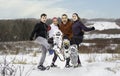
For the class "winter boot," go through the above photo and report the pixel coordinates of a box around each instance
[37,65,46,71]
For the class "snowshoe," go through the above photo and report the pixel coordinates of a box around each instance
[70,45,79,67]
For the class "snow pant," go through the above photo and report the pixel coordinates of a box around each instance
[52,50,58,63]
[34,36,50,65]
[39,45,47,65]
[62,36,71,65]
[49,43,58,64]
[71,36,83,64]
[66,57,70,65]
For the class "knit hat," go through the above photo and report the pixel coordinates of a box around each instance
[52,17,57,21]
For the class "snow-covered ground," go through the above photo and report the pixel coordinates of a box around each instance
[88,22,120,30]
[0,53,120,76]
[0,21,120,76]
[84,34,120,39]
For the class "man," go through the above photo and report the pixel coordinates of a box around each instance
[59,14,73,40]
[59,14,73,68]
[30,13,50,71]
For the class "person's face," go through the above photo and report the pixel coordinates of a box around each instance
[61,16,68,24]
[53,19,58,25]
[72,14,78,21]
[40,16,47,23]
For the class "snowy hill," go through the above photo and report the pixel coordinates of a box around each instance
[88,22,120,30]
[84,21,120,39]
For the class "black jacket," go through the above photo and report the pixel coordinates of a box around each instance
[30,21,48,40]
[71,20,95,45]
[72,20,94,37]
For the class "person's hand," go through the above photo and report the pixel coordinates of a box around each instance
[48,37,53,44]
[91,27,95,30]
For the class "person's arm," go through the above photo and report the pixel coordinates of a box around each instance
[80,22,95,31]
[47,25,51,32]
[30,23,39,40]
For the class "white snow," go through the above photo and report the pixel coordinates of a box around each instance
[84,21,120,39]
[89,22,120,31]
[84,34,120,39]
[0,53,120,76]
[80,43,96,46]
[26,47,41,51]
[1,21,120,76]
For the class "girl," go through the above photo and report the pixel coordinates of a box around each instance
[71,13,95,67]
[48,17,63,67]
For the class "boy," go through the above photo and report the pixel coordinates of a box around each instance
[30,13,50,71]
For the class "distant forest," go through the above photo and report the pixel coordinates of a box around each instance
[0,18,119,42]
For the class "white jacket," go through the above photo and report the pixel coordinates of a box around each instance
[48,23,62,38]
[48,23,63,50]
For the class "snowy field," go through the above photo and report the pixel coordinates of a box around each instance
[84,34,120,39]
[0,21,120,76]
[0,53,120,76]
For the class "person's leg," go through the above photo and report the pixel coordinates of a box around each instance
[38,45,47,70]
[52,51,58,63]
[76,44,81,65]
[39,45,47,65]
[77,55,81,64]
[65,57,71,68]
[51,51,58,67]
[76,38,83,66]
[63,37,71,68]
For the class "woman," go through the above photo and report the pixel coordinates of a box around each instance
[71,13,95,67]
[48,17,62,67]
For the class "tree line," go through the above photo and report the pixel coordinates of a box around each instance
[0,18,38,42]
[0,18,119,42]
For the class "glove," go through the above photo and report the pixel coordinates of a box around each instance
[48,37,53,44]
[91,27,95,30]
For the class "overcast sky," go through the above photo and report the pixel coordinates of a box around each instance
[0,0,120,19]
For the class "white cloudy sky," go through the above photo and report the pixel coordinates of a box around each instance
[0,0,120,19]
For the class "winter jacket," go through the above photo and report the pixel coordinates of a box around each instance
[59,20,73,40]
[72,20,94,37]
[71,20,95,45]
[30,21,48,40]
[48,23,61,38]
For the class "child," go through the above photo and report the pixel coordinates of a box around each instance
[48,17,63,67]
